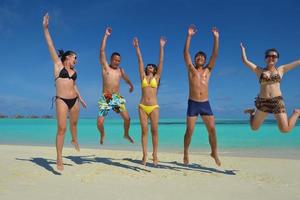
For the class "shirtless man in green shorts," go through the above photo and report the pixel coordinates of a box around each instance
[97,27,134,145]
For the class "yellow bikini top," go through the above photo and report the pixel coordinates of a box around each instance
[141,77,158,88]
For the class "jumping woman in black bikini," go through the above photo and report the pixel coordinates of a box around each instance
[241,43,300,133]
[43,13,87,171]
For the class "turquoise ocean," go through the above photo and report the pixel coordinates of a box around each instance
[0,118,299,159]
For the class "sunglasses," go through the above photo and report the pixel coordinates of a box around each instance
[265,54,278,59]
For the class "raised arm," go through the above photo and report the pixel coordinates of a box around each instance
[184,25,197,73]
[99,27,112,71]
[43,13,61,68]
[278,59,300,74]
[121,68,134,93]
[74,84,87,108]
[206,27,219,70]
[133,37,145,80]
[240,43,261,75]
[156,36,167,77]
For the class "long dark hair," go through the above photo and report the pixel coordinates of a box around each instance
[58,49,76,62]
[144,63,160,88]
[145,63,158,76]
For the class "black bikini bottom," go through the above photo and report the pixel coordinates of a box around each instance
[53,96,78,110]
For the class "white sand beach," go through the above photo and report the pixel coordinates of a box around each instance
[0,145,299,200]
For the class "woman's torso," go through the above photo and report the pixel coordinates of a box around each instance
[55,66,77,98]
[258,67,282,98]
[140,76,159,105]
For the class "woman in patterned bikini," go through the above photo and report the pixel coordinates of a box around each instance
[240,43,300,133]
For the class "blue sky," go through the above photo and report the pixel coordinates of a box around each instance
[0,0,300,119]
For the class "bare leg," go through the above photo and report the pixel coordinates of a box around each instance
[244,109,269,131]
[97,116,105,145]
[201,115,221,166]
[275,109,300,133]
[69,101,80,151]
[55,99,68,171]
[183,116,197,165]
[139,108,148,165]
[119,111,134,143]
[149,108,159,166]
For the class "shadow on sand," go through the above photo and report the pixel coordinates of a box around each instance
[64,155,151,173]
[15,157,72,175]
[124,158,238,175]
[15,156,237,176]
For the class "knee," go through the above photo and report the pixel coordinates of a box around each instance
[279,127,290,134]
[141,127,148,135]
[70,120,78,127]
[185,128,193,137]
[57,126,66,135]
[250,125,260,131]
[151,127,158,135]
[124,116,131,123]
[207,126,216,134]
[97,118,104,127]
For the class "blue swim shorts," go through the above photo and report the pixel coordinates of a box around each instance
[187,99,213,116]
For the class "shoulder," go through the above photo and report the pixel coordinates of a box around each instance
[119,66,124,72]
[187,63,197,73]
[203,65,212,73]
[255,65,264,75]
[54,64,63,73]
[118,67,125,75]
[276,65,284,76]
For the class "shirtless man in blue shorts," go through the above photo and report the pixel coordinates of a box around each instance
[183,24,221,166]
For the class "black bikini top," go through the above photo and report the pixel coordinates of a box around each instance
[259,68,281,84]
[55,67,77,81]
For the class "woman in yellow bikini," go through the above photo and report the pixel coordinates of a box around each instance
[241,43,300,133]
[133,37,166,166]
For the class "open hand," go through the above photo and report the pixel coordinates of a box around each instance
[105,27,112,36]
[188,24,197,36]
[80,99,87,108]
[129,85,134,93]
[212,27,219,38]
[133,37,139,48]
[240,42,245,50]
[43,13,49,29]
[160,36,167,47]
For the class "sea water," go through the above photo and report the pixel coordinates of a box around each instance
[1,118,299,158]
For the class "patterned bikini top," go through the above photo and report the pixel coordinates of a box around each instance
[259,68,281,85]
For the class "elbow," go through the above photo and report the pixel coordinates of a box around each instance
[183,51,188,59]
[214,52,219,58]
[241,58,247,65]
[183,46,188,54]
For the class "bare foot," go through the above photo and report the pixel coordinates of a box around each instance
[244,108,255,115]
[71,140,80,152]
[124,135,134,144]
[211,153,221,167]
[294,109,300,116]
[142,155,147,165]
[100,133,105,145]
[152,153,158,166]
[57,158,64,171]
[183,154,189,165]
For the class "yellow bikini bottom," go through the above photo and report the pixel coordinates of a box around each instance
[139,104,159,115]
